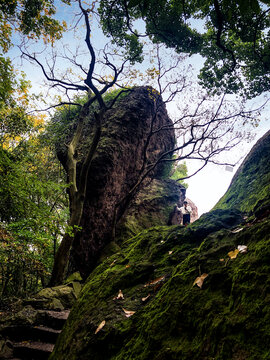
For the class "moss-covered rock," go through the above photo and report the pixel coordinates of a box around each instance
[215,129,270,214]
[50,131,270,360]
[116,179,186,242]
[22,276,83,311]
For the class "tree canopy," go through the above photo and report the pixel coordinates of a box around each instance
[99,0,270,97]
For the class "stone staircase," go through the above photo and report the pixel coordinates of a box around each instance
[0,309,70,359]
[0,273,82,359]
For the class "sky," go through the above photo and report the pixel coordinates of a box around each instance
[186,118,269,216]
[7,1,270,217]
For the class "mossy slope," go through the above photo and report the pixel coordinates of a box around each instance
[50,131,270,360]
[215,129,270,215]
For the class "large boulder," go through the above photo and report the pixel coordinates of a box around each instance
[57,87,175,278]
[22,273,83,311]
[50,130,270,360]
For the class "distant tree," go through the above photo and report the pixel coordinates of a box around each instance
[0,128,68,297]
[169,160,188,189]
[0,0,67,145]
[0,0,70,294]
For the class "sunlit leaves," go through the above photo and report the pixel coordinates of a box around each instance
[0,123,68,297]
[0,0,68,49]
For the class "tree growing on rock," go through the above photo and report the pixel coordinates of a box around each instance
[17,1,263,285]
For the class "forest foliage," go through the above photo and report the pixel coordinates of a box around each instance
[0,0,68,299]
[0,0,269,298]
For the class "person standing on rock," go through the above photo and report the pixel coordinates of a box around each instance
[180,200,192,226]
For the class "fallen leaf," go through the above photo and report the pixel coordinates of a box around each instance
[193,273,208,288]
[110,259,117,267]
[95,320,106,334]
[168,250,173,255]
[237,245,248,253]
[113,289,124,300]
[144,276,165,287]
[122,308,135,318]
[142,294,151,302]
[228,249,240,259]
[231,228,243,233]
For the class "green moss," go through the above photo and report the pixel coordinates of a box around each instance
[116,179,185,242]
[50,132,270,360]
[215,130,270,214]
[50,207,257,360]
[51,217,270,359]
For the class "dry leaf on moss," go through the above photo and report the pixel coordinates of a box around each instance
[144,276,165,287]
[232,228,243,233]
[113,289,124,300]
[123,308,135,318]
[237,245,248,253]
[228,249,240,259]
[193,273,208,288]
[110,259,117,267]
[142,294,151,302]
[95,320,106,334]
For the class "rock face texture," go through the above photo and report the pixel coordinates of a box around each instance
[51,130,270,360]
[116,179,186,241]
[57,87,175,278]
[186,197,198,223]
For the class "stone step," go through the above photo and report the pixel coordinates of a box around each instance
[2,325,61,343]
[0,309,70,359]
[13,341,54,360]
[36,310,70,330]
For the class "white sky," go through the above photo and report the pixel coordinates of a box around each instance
[186,119,269,216]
